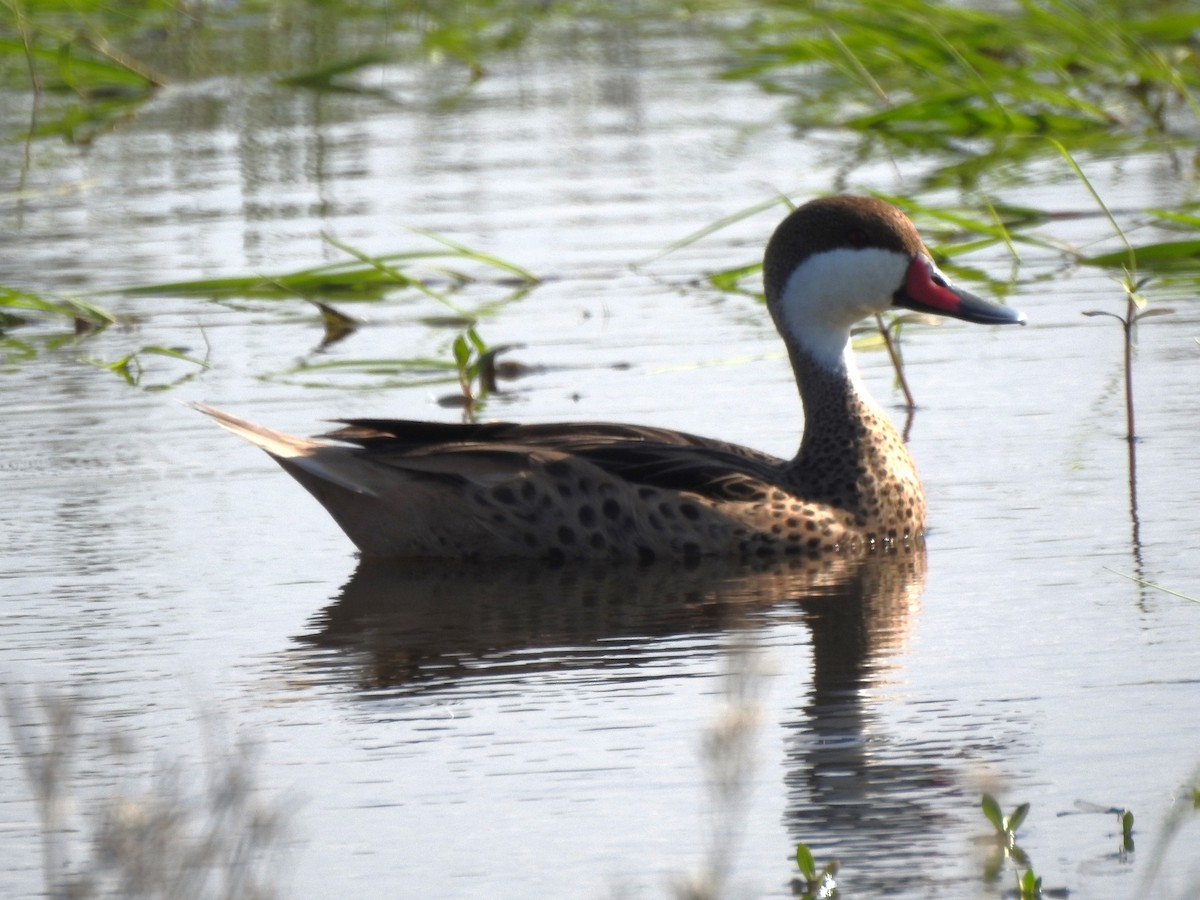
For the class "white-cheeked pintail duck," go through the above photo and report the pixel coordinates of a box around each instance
[197,195,1025,561]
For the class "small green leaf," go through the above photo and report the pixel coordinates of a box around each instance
[1007,802,1031,834]
[465,325,488,355]
[982,794,1004,833]
[452,335,471,370]
[795,842,816,880]
[1017,867,1041,897]
[708,262,762,293]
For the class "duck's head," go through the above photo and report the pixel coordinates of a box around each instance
[764,195,1025,370]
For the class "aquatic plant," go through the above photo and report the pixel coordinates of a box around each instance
[727,0,1200,144]
[85,343,209,391]
[1,284,116,331]
[124,231,537,305]
[1,0,165,146]
[792,842,839,899]
[119,233,538,398]
[981,795,1040,893]
[313,302,360,349]
[981,793,1030,860]
[448,326,522,415]
[1054,142,1175,449]
[0,283,210,388]
[980,795,1092,897]
[1015,867,1043,899]
[1,284,116,366]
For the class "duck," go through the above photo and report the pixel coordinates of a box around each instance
[196,195,1024,561]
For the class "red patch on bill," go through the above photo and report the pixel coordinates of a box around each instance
[904,256,960,313]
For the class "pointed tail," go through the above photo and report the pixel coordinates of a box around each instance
[190,402,322,459]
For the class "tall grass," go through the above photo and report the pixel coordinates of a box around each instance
[728,0,1200,142]
[5,687,291,900]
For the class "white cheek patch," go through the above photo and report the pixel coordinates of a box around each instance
[775,247,910,370]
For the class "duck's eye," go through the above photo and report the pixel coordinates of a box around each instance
[847,228,867,247]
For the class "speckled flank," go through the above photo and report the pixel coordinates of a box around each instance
[198,194,1020,560]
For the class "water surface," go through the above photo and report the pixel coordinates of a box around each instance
[2,11,1199,899]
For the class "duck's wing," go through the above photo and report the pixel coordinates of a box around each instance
[196,405,793,557]
[323,418,786,503]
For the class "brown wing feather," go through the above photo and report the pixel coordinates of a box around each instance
[322,419,787,502]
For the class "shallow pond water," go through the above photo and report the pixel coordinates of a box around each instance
[3,10,1199,899]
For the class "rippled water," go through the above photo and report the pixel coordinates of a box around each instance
[3,12,1199,900]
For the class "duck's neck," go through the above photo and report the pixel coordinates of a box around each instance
[784,343,925,538]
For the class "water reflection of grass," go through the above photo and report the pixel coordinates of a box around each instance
[5,687,291,900]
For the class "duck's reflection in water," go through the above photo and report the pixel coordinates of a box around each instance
[291,550,921,693]
[288,548,985,892]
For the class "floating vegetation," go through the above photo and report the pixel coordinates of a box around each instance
[123,253,476,303]
[124,231,538,304]
[3,227,539,394]
[0,282,208,389]
[979,794,1072,897]
[0,284,116,329]
[1081,217,1200,274]
[1,0,165,146]
[0,284,117,366]
[149,235,543,405]
[726,0,1200,143]
[981,793,1032,871]
[85,343,209,392]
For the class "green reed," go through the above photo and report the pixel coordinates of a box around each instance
[727,0,1200,142]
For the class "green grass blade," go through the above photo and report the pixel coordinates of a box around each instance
[1049,139,1135,273]
[641,193,794,265]
[277,53,392,90]
[981,793,1004,833]
[1081,240,1200,271]
[1105,568,1200,604]
[406,227,539,284]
